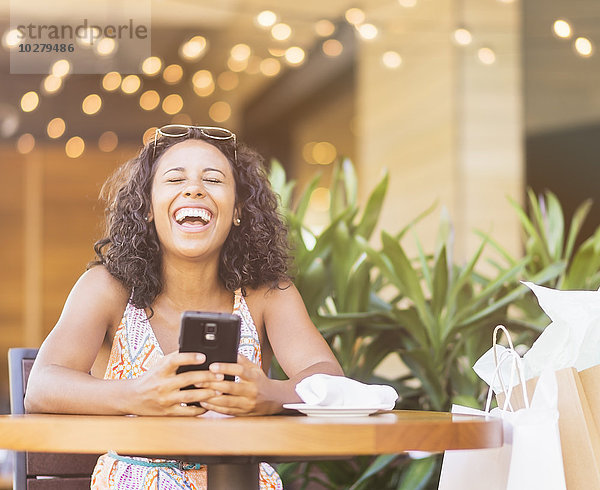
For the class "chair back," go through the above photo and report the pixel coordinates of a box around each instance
[8,348,101,490]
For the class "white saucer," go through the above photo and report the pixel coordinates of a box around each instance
[283,403,389,417]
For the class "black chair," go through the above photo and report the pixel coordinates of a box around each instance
[8,348,101,490]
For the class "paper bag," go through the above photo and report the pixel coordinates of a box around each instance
[440,345,566,490]
[501,370,565,490]
[498,366,600,489]
[438,404,512,490]
[579,364,600,437]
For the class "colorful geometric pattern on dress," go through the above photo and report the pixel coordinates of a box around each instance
[91,290,283,490]
[235,290,262,367]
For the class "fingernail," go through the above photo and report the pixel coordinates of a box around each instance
[215,374,224,381]
[195,353,205,362]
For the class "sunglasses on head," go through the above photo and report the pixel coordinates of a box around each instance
[152,124,237,163]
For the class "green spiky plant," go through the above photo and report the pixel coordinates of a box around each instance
[269,162,597,489]
[479,189,600,332]
[270,159,442,489]
[270,159,394,381]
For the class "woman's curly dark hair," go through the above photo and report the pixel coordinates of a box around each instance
[91,128,290,310]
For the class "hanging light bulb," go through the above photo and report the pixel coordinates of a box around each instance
[256,10,277,28]
[382,51,402,69]
[345,8,365,25]
[453,28,473,45]
[553,19,572,39]
[477,47,496,64]
[357,24,378,40]
[574,37,593,57]
[322,39,343,57]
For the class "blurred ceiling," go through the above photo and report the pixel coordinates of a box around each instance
[0,0,359,145]
[0,0,599,148]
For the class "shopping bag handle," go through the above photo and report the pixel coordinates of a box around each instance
[485,344,530,412]
[491,325,517,405]
[492,325,515,367]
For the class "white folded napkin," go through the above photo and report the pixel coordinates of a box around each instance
[295,374,398,409]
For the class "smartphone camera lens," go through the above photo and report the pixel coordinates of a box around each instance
[205,323,217,341]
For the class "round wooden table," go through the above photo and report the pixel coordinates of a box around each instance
[0,410,502,489]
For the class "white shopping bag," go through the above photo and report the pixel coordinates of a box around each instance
[438,404,512,489]
[439,326,566,490]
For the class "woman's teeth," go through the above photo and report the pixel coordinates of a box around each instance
[174,207,212,225]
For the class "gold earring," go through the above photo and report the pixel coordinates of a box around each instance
[234,217,241,226]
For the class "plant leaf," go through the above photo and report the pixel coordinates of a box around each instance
[356,170,389,240]
[431,244,449,317]
[457,261,565,327]
[342,157,358,208]
[564,198,593,263]
[390,307,430,347]
[544,191,565,260]
[508,194,551,265]
[564,230,600,289]
[412,229,432,297]
[396,456,436,490]
[381,231,435,342]
[527,188,550,255]
[395,201,438,241]
[474,229,517,266]
[268,159,295,209]
[401,348,445,410]
[454,257,529,325]
[332,220,362,307]
[435,206,453,261]
[349,454,401,490]
[294,172,322,224]
[345,253,373,313]
[446,237,487,323]
[296,208,353,271]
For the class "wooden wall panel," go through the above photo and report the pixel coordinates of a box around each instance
[0,144,136,411]
[0,148,26,411]
[42,147,123,338]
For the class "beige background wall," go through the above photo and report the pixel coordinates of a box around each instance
[357,0,522,260]
[0,146,133,399]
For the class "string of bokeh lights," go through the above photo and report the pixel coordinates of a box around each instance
[0,0,595,160]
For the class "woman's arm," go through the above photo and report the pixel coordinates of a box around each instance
[25,266,219,416]
[201,283,343,415]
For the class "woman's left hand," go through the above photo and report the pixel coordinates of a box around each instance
[200,355,280,416]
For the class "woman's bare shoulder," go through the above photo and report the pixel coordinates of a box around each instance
[243,281,298,311]
[79,265,128,296]
[66,265,130,324]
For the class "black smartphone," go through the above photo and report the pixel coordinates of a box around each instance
[176,311,241,387]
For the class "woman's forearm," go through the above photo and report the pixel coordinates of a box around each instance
[25,365,135,415]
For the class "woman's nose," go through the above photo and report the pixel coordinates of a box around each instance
[184,190,203,197]
[183,182,205,197]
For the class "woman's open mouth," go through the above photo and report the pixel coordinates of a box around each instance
[173,207,213,230]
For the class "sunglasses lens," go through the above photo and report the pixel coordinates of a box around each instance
[153,125,236,162]
[158,125,190,137]
[201,128,233,139]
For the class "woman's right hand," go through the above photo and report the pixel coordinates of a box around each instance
[130,352,224,416]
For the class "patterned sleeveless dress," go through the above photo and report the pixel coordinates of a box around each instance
[90,290,283,490]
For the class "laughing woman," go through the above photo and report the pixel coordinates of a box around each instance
[25,125,343,489]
